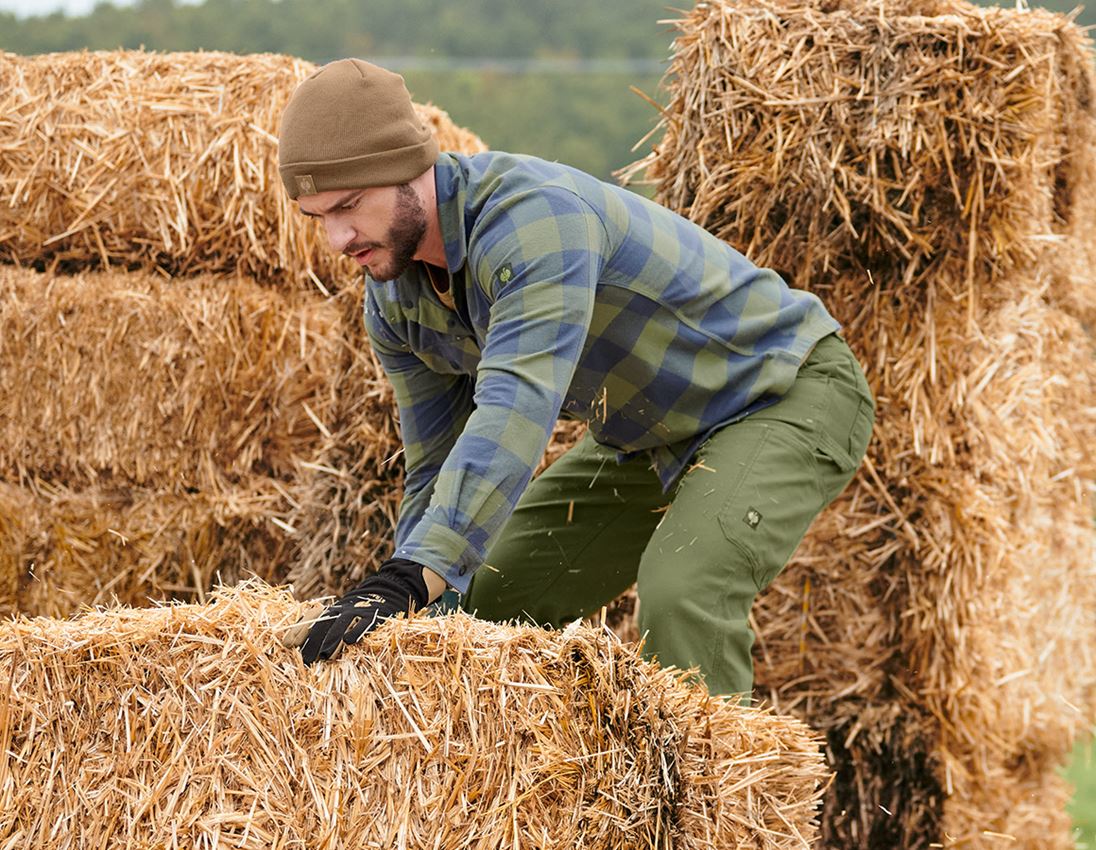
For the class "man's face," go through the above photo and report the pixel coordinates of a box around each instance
[298,183,427,281]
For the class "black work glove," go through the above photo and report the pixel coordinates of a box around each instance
[289,558,430,665]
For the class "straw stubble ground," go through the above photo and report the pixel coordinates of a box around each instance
[0,584,829,849]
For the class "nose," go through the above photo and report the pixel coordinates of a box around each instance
[323,217,356,254]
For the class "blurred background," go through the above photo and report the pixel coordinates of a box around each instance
[2,0,1091,182]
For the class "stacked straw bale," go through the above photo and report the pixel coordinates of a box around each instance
[0,263,338,614]
[0,477,290,618]
[0,264,419,616]
[625,0,1096,846]
[0,266,344,489]
[0,50,487,289]
[0,583,828,849]
[0,50,493,616]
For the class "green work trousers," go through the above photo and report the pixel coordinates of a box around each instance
[459,333,874,699]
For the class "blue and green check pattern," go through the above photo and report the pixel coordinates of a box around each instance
[364,152,839,592]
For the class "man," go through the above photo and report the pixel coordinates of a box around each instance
[278,58,874,700]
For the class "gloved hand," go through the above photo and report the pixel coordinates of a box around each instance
[282,557,430,665]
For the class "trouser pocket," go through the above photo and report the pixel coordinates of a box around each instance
[708,421,824,593]
[710,335,874,591]
[804,336,875,500]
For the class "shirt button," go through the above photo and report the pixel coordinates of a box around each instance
[458,566,467,576]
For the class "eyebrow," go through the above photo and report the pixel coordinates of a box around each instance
[299,190,362,217]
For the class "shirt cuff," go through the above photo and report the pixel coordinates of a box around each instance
[394,521,481,594]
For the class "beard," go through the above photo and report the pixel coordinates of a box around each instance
[347,183,428,282]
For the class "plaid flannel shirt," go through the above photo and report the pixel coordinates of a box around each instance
[364,152,839,592]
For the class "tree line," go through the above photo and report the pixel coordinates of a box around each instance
[1,0,1089,181]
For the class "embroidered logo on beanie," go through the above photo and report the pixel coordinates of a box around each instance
[295,175,317,196]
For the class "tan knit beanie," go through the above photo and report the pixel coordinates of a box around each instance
[278,59,439,199]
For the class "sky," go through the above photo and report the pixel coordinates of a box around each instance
[0,0,204,16]
[0,0,133,15]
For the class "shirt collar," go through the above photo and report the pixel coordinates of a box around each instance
[433,153,468,274]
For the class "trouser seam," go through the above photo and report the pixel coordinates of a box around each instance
[708,532,760,699]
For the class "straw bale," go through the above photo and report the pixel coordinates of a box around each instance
[0,483,29,612]
[943,768,1076,850]
[625,1,1096,842]
[625,0,1094,294]
[0,265,344,491]
[278,288,405,598]
[750,473,947,845]
[0,583,828,849]
[0,265,387,616]
[0,50,487,287]
[900,293,1095,745]
[746,273,1096,845]
[816,701,944,848]
[0,477,293,618]
[0,265,584,610]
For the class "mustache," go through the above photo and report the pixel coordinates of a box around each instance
[343,240,381,257]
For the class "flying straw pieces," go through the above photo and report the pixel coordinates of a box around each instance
[0,583,828,849]
[0,50,487,288]
[626,0,1096,846]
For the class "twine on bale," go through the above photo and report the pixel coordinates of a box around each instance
[0,583,828,849]
[0,50,487,289]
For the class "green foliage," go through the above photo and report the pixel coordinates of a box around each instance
[0,0,677,59]
[404,71,664,180]
[0,0,1089,176]
[0,0,1089,57]
[1065,735,1096,848]
[0,0,674,178]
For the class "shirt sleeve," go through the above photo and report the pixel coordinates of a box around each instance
[394,188,606,592]
[363,286,475,550]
